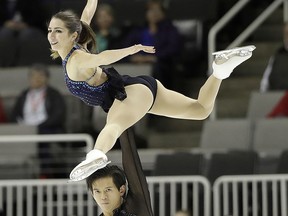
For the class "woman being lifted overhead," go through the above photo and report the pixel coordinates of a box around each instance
[47,0,255,181]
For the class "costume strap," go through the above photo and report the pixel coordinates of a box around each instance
[62,44,80,67]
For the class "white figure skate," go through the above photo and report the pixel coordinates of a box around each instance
[212,45,256,79]
[69,149,111,182]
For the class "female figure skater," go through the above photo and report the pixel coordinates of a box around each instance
[47,0,255,181]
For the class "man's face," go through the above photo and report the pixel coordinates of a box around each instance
[92,177,125,214]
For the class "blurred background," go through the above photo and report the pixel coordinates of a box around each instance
[1,0,288,215]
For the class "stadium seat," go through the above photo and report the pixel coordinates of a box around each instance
[152,152,204,176]
[247,91,285,122]
[199,119,253,151]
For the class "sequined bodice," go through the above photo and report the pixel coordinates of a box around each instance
[62,45,110,107]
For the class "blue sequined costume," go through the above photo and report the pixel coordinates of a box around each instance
[62,45,157,112]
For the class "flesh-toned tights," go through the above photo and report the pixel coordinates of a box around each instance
[95,75,221,153]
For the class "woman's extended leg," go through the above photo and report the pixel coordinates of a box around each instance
[149,75,221,119]
[149,48,254,119]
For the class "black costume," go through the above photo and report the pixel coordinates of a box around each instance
[62,45,157,112]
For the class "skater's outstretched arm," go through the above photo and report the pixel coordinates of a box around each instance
[72,44,155,69]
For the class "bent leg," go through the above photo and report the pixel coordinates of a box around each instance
[95,84,153,153]
[149,76,221,120]
[149,47,254,120]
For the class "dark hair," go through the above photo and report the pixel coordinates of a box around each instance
[86,165,127,195]
[29,63,50,78]
[50,10,97,59]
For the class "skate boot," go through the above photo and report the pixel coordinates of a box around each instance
[212,45,256,79]
[69,149,111,181]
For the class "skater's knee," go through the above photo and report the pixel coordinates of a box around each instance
[196,105,213,120]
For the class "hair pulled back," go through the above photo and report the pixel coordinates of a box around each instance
[50,10,97,59]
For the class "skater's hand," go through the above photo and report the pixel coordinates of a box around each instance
[130,44,156,55]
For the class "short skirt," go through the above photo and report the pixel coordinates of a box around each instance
[101,67,158,112]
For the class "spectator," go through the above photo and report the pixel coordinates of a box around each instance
[92,3,123,53]
[0,0,49,33]
[11,64,66,133]
[260,22,288,92]
[0,0,50,66]
[11,63,66,178]
[267,91,288,118]
[123,0,182,89]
